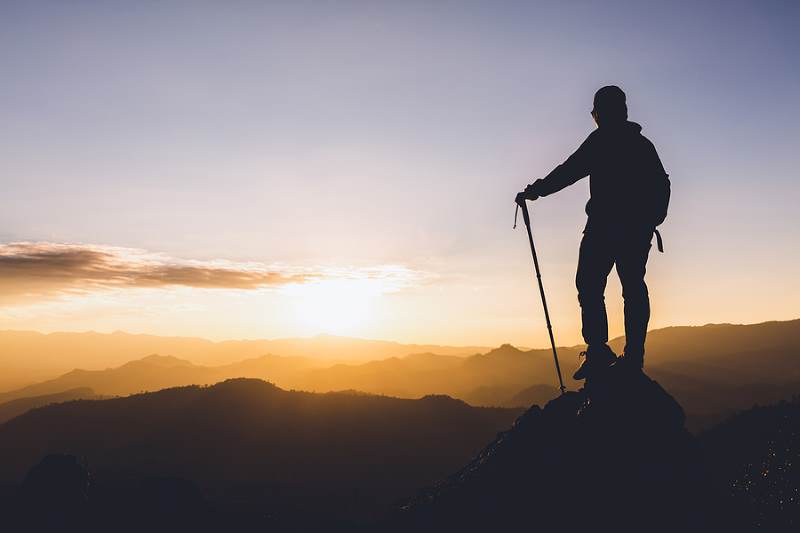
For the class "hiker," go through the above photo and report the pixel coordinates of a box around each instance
[516,86,670,380]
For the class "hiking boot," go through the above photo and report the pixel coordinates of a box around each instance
[616,353,644,372]
[573,344,617,380]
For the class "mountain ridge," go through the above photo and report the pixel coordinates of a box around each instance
[0,319,797,431]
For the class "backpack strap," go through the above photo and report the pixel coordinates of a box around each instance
[654,229,664,253]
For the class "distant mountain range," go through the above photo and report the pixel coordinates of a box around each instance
[0,344,574,411]
[0,330,492,390]
[0,353,314,405]
[637,319,800,428]
[0,319,797,431]
[0,388,101,424]
[296,344,572,403]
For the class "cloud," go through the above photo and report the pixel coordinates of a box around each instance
[0,242,425,303]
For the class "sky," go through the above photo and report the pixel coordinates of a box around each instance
[1,1,798,347]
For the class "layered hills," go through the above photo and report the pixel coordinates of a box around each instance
[0,379,520,527]
[0,319,798,432]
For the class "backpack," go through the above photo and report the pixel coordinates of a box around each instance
[652,171,671,228]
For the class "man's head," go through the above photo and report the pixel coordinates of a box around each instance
[591,85,627,126]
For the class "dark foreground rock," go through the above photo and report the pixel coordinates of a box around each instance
[389,364,711,533]
[702,396,800,533]
[7,454,217,533]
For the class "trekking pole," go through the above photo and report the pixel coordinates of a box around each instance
[515,199,567,395]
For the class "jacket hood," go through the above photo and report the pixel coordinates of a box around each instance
[600,120,642,135]
[626,121,643,133]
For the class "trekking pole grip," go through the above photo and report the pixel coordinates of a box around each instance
[514,198,531,229]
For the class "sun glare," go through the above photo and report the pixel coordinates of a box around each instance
[284,278,383,335]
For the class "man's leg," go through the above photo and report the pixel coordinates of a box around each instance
[576,232,615,349]
[615,233,653,366]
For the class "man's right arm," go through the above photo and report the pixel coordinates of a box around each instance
[525,133,595,198]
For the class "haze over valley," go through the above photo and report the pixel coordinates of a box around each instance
[2,319,798,431]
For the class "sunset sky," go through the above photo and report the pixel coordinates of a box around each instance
[1,1,798,347]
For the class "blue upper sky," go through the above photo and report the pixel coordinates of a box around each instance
[0,1,797,345]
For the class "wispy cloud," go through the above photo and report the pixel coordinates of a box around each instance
[0,242,427,303]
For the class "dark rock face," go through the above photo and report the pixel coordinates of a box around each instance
[391,365,710,533]
[702,397,800,533]
[8,455,216,533]
[20,454,90,500]
[16,454,91,531]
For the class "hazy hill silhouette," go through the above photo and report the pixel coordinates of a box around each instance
[619,320,800,369]
[1,320,798,432]
[0,345,575,418]
[296,344,576,404]
[0,353,313,404]
[295,321,800,426]
[499,383,560,407]
[3,319,794,391]
[635,320,800,428]
[647,369,800,431]
[0,344,573,425]
[0,330,491,391]
[0,387,100,424]
[0,379,520,526]
[297,351,465,397]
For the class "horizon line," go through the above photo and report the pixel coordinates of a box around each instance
[1,317,798,351]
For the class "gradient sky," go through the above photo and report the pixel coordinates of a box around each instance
[1,1,798,347]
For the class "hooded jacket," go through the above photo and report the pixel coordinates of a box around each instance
[529,121,670,233]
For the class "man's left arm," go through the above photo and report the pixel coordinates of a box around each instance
[522,133,595,200]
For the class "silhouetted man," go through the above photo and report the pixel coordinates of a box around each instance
[516,86,670,380]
